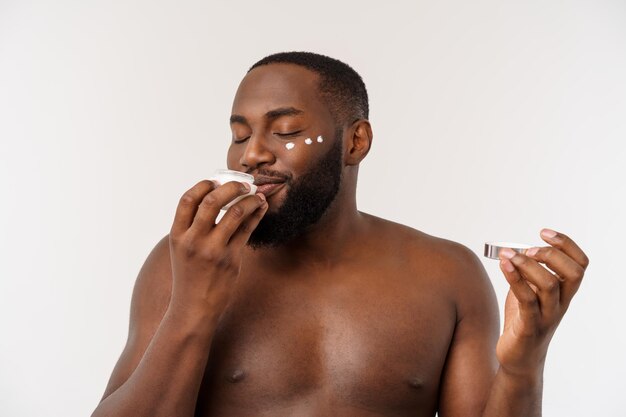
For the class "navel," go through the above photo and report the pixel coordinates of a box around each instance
[226,369,246,383]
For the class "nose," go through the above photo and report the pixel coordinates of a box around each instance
[239,133,275,170]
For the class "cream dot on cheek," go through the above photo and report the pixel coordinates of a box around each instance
[317,135,324,143]
[304,138,312,145]
[285,142,295,150]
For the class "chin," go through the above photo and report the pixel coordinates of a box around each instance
[266,188,287,210]
[266,204,279,214]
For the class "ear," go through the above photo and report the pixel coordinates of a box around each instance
[345,119,373,166]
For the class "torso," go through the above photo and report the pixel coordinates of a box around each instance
[194,214,460,417]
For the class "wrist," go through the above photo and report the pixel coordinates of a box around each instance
[498,361,545,383]
[168,288,228,318]
[165,301,222,335]
[483,364,545,417]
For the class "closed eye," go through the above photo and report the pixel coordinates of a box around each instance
[275,130,303,138]
[233,136,250,144]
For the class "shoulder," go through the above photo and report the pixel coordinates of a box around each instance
[362,212,498,319]
[362,212,484,274]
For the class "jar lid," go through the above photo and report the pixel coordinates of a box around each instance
[484,242,532,260]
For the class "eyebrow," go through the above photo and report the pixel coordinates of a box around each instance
[230,107,305,125]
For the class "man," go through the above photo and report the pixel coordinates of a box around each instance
[92,52,589,417]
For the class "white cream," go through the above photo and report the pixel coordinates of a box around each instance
[285,142,295,150]
[317,135,324,143]
[304,138,313,145]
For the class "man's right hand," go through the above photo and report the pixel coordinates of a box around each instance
[167,179,268,318]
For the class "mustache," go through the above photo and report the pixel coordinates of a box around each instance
[249,168,292,182]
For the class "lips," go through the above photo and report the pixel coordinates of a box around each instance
[255,181,285,197]
[253,175,287,198]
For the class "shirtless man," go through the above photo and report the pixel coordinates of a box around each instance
[91,52,589,417]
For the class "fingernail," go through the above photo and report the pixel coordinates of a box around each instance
[541,228,557,239]
[241,182,251,191]
[501,260,515,272]
[257,193,266,201]
[500,248,516,260]
[526,247,539,257]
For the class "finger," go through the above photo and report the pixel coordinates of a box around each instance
[504,250,561,318]
[499,258,541,323]
[189,181,253,235]
[171,180,218,236]
[540,229,590,270]
[228,197,269,247]
[212,193,267,245]
[526,246,585,308]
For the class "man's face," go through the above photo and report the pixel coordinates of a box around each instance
[227,63,344,248]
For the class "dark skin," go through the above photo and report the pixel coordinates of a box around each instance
[92,64,589,417]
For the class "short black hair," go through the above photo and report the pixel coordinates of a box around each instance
[248,51,369,125]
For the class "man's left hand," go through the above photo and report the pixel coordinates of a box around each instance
[495,228,590,377]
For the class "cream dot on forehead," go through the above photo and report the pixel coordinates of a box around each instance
[285,142,295,150]
[317,135,324,143]
[304,138,312,145]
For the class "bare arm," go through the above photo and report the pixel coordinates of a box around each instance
[437,267,544,417]
[91,180,268,417]
[91,235,220,417]
[436,245,500,417]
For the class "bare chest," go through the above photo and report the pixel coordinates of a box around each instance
[195,266,456,416]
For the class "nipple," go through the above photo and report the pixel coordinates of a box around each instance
[407,376,424,389]
[227,369,246,383]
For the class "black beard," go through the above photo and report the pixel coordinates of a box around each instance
[247,130,343,249]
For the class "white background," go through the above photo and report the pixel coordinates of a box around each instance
[1,1,625,416]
